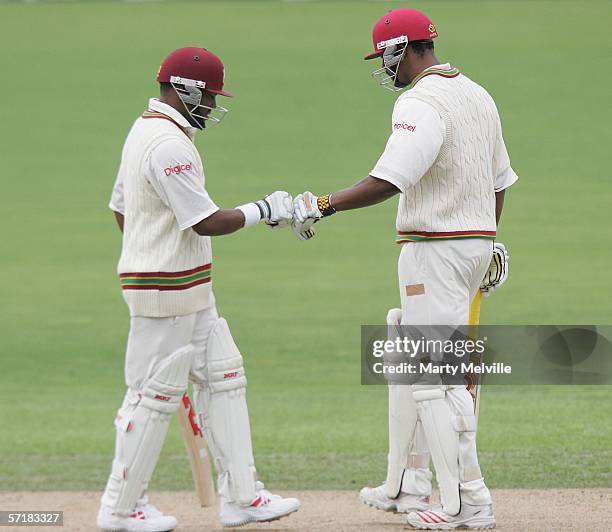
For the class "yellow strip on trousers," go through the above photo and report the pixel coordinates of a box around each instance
[469,290,482,327]
[467,291,483,418]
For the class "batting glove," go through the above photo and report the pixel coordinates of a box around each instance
[480,242,509,297]
[256,191,294,228]
[293,191,323,224]
[386,308,402,326]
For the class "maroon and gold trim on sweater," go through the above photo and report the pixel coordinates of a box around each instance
[120,263,212,291]
[408,66,460,90]
[396,230,496,244]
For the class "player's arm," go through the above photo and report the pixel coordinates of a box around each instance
[483,119,518,295]
[109,162,125,233]
[191,192,293,236]
[113,211,124,232]
[493,116,518,227]
[191,209,246,236]
[495,190,505,225]
[326,175,400,211]
[293,99,443,233]
[291,177,399,236]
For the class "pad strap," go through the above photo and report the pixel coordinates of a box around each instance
[408,452,430,469]
[209,355,247,393]
[140,345,194,413]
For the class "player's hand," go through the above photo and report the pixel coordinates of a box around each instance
[292,218,316,241]
[293,191,323,224]
[480,242,509,297]
[257,191,294,228]
[386,308,402,326]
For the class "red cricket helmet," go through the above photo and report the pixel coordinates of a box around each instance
[157,47,232,97]
[364,9,438,60]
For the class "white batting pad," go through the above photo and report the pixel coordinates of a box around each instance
[412,385,461,516]
[102,345,193,515]
[384,385,418,499]
[193,318,256,506]
[446,385,487,495]
[384,309,421,499]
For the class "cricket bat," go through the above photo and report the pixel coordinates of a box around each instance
[467,291,483,419]
[177,393,216,507]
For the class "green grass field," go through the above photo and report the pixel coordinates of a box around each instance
[1,0,611,492]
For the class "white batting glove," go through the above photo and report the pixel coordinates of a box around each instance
[386,308,402,326]
[257,191,294,228]
[293,191,323,224]
[292,192,320,241]
[292,191,336,241]
[480,242,509,297]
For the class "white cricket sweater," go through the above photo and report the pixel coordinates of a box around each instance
[371,65,518,243]
[110,100,218,317]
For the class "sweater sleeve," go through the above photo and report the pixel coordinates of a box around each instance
[147,138,219,230]
[370,98,444,192]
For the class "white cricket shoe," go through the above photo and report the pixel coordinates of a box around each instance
[407,503,495,529]
[219,482,300,528]
[360,484,429,513]
[97,500,177,532]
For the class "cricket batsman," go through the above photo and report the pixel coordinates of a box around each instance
[97,47,300,531]
[292,9,516,529]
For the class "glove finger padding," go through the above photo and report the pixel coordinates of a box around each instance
[292,194,309,224]
[292,218,316,240]
[303,191,323,219]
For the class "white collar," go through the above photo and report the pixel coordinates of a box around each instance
[147,98,198,139]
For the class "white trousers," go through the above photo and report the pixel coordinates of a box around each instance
[124,299,220,391]
[395,239,492,504]
[398,239,491,326]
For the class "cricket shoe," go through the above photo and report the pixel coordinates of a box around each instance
[219,483,300,528]
[407,504,495,529]
[134,496,172,521]
[97,501,177,532]
[360,484,429,513]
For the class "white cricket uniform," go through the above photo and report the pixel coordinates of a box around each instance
[102,99,258,512]
[370,64,518,505]
[108,98,223,387]
[110,98,219,318]
[371,63,518,325]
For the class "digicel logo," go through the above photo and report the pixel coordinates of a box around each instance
[394,123,417,132]
[164,163,192,176]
